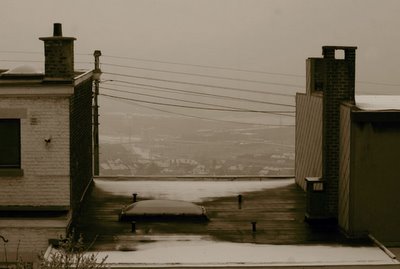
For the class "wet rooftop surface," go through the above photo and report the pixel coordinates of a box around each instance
[71,178,400,267]
[76,178,370,250]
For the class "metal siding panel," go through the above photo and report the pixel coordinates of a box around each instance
[295,94,323,191]
[339,105,351,231]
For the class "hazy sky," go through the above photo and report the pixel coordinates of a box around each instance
[1,0,400,123]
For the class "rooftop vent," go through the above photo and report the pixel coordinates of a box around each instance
[119,199,208,222]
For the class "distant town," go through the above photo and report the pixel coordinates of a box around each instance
[99,113,295,176]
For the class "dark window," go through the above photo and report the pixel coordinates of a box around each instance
[0,119,21,168]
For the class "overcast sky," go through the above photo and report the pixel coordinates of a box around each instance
[1,0,400,123]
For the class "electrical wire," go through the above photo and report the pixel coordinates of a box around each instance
[101,62,303,88]
[0,53,294,128]
[3,51,400,87]
[0,51,93,57]
[0,59,93,65]
[0,59,41,63]
[101,86,295,115]
[100,93,295,117]
[102,80,296,108]
[357,80,400,87]
[101,54,305,78]
[102,95,295,127]
[0,51,303,78]
[0,51,42,55]
[3,51,400,88]
[103,72,299,96]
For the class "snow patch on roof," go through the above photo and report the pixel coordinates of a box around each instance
[356,95,400,111]
[83,238,398,266]
[95,179,294,202]
[3,65,42,75]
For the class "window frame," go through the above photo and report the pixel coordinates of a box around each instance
[0,118,23,176]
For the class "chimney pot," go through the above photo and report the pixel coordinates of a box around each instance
[53,23,62,37]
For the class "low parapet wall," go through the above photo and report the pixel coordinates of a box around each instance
[0,219,67,262]
[94,175,295,181]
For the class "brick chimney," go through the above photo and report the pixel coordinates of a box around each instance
[39,23,76,82]
[309,46,357,217]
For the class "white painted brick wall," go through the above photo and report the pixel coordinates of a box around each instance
[0,96,70,206]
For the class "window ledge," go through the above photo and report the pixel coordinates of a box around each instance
[0,168,24,177]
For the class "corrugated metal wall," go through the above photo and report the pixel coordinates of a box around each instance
[338,104,352,232]
[295,93,323,190]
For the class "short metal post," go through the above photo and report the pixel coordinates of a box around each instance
[251,221,257,232]
[238,194,243,209]
[132,193,138,203]
[131,221,136,233]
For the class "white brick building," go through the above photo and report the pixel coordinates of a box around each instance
[0,24,94,261]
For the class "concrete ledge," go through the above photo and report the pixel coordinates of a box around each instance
[0,85,74,96]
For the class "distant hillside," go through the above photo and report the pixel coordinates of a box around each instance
[99,113,294,176]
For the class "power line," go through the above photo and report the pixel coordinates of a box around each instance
[103,95,295,127]
[357,80,400,87]
[101,86,295,115]
[0,51,303,78]
[0,51,92,57]
[101,62,303,88]
[102,62,400,88]
[104,72,300,96]
[102,80,296,108]
[100,93,295,117]
[0,59,92,65]
[0,51,42,55]
[102,86,249,111]
[0,59,41,63]
[105,81,289,107]
[3,51,400,88]
[101,54,305,78]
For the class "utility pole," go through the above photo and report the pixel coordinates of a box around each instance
[93,50,102,176]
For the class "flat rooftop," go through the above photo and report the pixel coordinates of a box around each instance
[0,66,88,85]
[74,178,399,267]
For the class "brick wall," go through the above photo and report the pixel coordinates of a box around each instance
[69,79,93,218]
[0,96,71,207]
[321,46,356,216]
[42,39,75,80]
[40,24,76,82]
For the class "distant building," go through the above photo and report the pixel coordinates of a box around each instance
[192,164,208,175]
[0,24,94,259]
[171,158,199,166]
[296,46,400,245]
